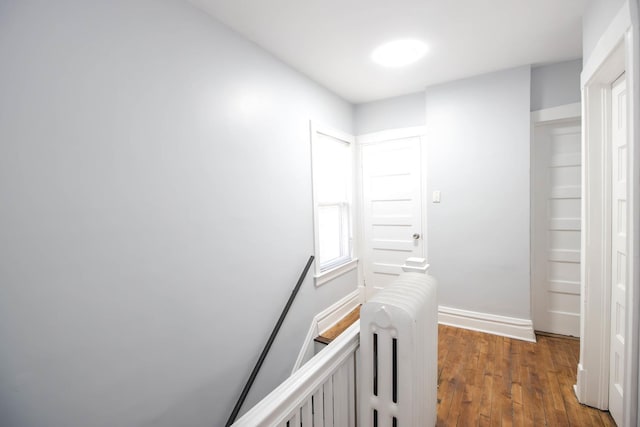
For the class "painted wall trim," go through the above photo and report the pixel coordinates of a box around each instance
[531,102,581,124]
[356,126,426,145]
[582,2,632,87]
[438,306,537,343]
[314,259,358,287]
[311,121,356,145]
[291,289,361,373]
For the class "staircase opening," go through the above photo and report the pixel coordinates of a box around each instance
[314,305,361,348]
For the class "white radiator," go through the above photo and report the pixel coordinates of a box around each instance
[359,268,438,426]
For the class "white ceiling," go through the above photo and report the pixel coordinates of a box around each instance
[189,0,587,104]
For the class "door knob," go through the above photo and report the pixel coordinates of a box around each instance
[413,233,421,240]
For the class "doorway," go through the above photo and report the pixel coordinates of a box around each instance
[358,128,426,300]
[531,107,582,337]
[577,13,638,425]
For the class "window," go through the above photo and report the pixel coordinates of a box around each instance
[311,124,355,281]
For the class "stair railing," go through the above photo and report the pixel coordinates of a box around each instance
[229,257,438,427]
[225,255,315,427]
[231,321,360,426]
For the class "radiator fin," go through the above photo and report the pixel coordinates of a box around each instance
[359,271,438,426]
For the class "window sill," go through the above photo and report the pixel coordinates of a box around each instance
[314,259,358,287]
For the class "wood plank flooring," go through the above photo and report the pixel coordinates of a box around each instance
[437,325,616,426]
[314,306,361,345]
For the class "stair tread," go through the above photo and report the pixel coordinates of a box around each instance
[314,305,361,345]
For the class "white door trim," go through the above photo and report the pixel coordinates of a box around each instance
[577,3,639,426]
[438,305,536,343]
[531,102,581,124]
[356,126,427,145]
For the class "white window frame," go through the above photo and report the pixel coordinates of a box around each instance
[310,121,357,286]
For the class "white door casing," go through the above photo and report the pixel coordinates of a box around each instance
[577,4,638,425]
[532,112,582,337]
[609,73,627,425]
[359,129,425,300]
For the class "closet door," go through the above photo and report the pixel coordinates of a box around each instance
[532,117,581,336]
[608,73,627,426]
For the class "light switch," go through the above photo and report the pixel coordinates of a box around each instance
[432,191,441,203]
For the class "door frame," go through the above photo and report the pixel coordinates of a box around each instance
[576,2,639,426]
[355,126,427,300]
[530,102,582,336]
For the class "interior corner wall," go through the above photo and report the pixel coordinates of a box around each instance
[530,59,582,111]
[354,91,426,135]
[0,1,355,427]
[425,66,532,320]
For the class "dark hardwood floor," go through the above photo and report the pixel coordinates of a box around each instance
[437,325,616,426]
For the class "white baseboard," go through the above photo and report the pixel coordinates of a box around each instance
[294,299,535,373]
[291,289,361,373]
[438,305,536,343]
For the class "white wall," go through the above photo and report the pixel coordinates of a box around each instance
[354,92,425,135]
[425,66,532,319]
[530,59,582,111]
[583,0,626,60]
[0,1,355,427]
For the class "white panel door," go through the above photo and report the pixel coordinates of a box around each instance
[532,118,582,336]
[609,74,627,425]
[361,137,423,299]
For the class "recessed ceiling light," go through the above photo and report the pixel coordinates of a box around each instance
[371,39,428,68]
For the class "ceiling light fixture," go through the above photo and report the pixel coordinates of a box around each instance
[371,39,428,68]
